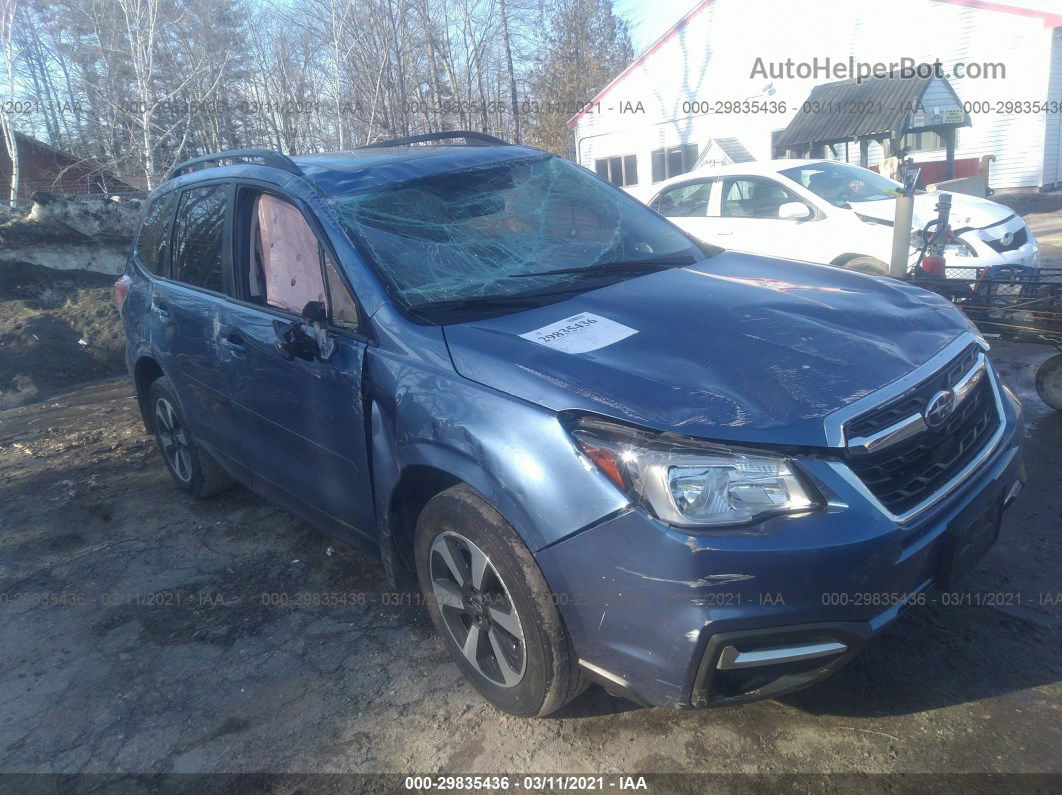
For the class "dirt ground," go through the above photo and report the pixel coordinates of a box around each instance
[0,261,125,410]
[0,341,1058,787]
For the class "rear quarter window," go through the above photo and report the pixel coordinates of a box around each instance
[135,192,177,275]
[172,184,229,292]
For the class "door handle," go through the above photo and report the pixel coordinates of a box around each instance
[153,299,170,316]
[219,326,246,358]
[222,329,247,356]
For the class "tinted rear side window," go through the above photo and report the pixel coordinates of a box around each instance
[172,184,229,291]
[135,192,176,275]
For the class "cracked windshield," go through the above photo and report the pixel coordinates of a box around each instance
[331,155,704,316]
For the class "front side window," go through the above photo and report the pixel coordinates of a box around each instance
[651,180,713,217]
[324,251,359,332]
[250,194,326,314]
[136,191,177,275]
[720,177,805,218]
[778,162,902,206]
[331,154,705,320]
[244,192,360,331]
[172,184,228,291]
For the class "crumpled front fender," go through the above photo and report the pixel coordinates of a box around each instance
[367,310,629,560]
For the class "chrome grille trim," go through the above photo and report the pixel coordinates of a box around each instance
[822,333,987,448]
[952,353,987,406]
[847,412,927,456]
[846,352,988,457]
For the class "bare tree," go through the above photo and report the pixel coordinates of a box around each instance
[1,0,19,207]
[5,0,633,187]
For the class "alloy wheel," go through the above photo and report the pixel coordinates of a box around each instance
[429,531,527,688]
[155,397,192,483]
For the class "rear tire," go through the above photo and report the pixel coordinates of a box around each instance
[1034,353,1062,411]
[148,376,233,498]
[415,484,587,717]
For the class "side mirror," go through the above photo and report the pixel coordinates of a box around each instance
[301,300,336,360]
[273,301,336,362]
[275,319,320,362]
[778,202,812,221]
[300,300,327,325]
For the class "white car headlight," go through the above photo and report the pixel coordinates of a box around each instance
[945,239,978,257]
[570,417,820,528]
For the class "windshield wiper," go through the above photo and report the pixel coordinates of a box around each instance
[404,255,701,320]
[405,285,584,316]
[512,254,697,278]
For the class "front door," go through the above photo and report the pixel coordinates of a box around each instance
[223,189,375,542]
[716,176,819,261]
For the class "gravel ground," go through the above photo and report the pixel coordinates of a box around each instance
[0,342,1059,789]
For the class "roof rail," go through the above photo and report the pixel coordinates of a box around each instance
[166,149,304,181]
[361,131,509,149]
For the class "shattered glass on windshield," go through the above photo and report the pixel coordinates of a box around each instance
[330,154,700,312]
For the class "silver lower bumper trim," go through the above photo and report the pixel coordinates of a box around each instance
[717,641,848,670]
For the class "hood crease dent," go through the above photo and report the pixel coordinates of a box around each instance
[444,252,970,448]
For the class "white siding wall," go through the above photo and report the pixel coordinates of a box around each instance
[1043,28,1062,188]
[575,0,1055,193]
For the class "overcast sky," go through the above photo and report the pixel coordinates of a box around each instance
[615,0,700,53]
[616,0,1062,54]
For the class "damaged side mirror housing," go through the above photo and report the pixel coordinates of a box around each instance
[274,301,335,362]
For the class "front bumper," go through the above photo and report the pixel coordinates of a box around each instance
[535,383,1025,709]
[942,223,1040,278]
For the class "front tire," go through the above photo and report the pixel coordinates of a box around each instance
[1035,353,1062,411]
[148,376,233,498]
[415,484,587,716]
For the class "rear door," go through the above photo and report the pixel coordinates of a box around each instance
[223,186,375,542]
[128,188,176,356]
[151,181,244,465]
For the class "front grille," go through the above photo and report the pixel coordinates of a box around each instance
[985,225,1027,254]
[846,344,979,440]
[844,346,1000,515]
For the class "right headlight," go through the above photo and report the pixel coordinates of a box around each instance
[570,417,821,529]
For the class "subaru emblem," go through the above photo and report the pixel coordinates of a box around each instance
[924,389,955,428]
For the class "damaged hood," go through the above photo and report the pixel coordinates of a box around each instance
[854,191,1016,231]
[443,252,971,447]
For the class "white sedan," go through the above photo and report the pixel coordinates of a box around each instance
[643,159,1040,277]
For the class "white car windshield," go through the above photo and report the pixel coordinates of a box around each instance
[779,162,903,206]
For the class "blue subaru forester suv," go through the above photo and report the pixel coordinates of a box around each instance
[116,132,1026,716]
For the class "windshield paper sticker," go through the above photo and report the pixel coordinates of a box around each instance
[520,313,637,354]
